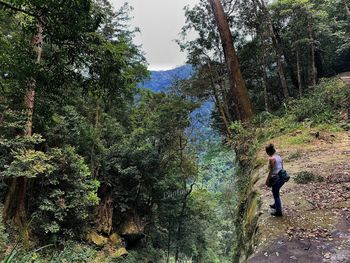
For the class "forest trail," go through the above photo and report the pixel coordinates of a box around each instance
[248,130,350,263]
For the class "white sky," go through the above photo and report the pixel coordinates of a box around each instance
[111,0,199,70]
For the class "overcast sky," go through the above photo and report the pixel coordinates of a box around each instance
[111,0,199,70]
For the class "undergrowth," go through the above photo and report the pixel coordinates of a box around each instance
[294,171,324,184]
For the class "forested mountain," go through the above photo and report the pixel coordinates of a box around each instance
[140,65,193,92]
[0,0,349,262]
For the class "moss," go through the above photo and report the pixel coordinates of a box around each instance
[87,231,108,247]
[109,233,123,247]
[111,247,128,258]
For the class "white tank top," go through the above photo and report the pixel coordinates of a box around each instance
[270,154,283,175]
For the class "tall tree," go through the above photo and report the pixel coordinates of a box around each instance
[0,0,98,235]
[252,0,290,99]
[208,0,254,121]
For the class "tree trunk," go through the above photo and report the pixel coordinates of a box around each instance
[208,0,254,121]
[262,56,269,112]
[166,213,172,263]
[296,50,303,97]
[307,14,317,86]
[254,0,289,99]
[3,21,43,240]
[174,136,195,262]
[95,184,113,235]
[207,62,232,137]
[219,80,232,122]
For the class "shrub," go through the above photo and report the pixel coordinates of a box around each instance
[0,204,8,254]
[294,171,324,184]
[30,147,99,241]
[288,78,350,124]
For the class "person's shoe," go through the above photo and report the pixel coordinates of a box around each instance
[271,211,283,217]
[269,204,276,209]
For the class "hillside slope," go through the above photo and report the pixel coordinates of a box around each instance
[248,72,350,263]
[248,130,349,263]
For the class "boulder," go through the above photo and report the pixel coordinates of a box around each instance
[86,231,108,247]
[117,216,145,243]
[109,232,123,247]
[111,247,128,258]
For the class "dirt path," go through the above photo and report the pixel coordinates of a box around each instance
[248,131,350,263]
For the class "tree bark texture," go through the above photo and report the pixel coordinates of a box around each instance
[296,50,303,97]
[207,62,232,137]
[208,0,254,121]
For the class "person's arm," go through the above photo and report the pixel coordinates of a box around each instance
[266,158,276,186]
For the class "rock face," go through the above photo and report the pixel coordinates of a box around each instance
[87,231,127,259]
[111,247,128,258]
[117,215,145,243]
[109,232,123,247]
[86,231,108,247]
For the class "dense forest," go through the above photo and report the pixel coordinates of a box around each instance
[0,0,349,262]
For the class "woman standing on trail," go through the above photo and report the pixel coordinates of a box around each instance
[265,144,284,217]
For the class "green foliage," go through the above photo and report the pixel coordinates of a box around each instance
[229,77,349,163]
[0,205,8,254]
[294,171,324,184]
[1,0,349,261]
[288,78,350,124]
[31,147,99,240]
[285,133,312,145]
[0,242,98,263]
[0,106,52,180]
[115,245,165,263]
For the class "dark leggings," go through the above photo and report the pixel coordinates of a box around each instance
[272,177,284,213]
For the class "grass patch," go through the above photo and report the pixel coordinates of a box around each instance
[294,171,324,184]
[254,158,266,169]
[285,133,312,145]
[286,151,303,161]
[315,123,344,132]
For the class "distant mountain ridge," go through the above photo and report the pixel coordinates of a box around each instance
[139,64,216,140]
[140,65,193,92]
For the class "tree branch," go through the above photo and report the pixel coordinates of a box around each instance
[0,0,45,25]
[0,1,36,17]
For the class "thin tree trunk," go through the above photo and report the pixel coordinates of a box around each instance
[254,0,289,99]
[296,50,303,97]
[219,80,232,122]
[307,14,317,86]
[253,1,269,111]
[174,136,195,263]
[208,0,254,121]
[166,213,171,263]
[207,62,232,137]
[262,55,269,112]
